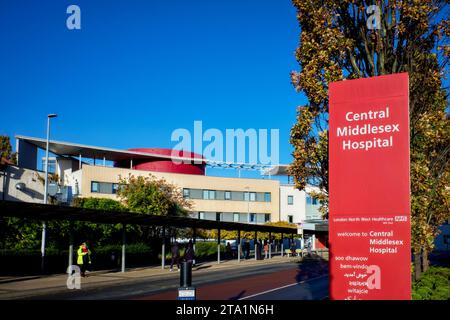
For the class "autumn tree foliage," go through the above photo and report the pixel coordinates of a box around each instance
[0,135,17,164]
[289,0,449,279]
[117,174,192,241]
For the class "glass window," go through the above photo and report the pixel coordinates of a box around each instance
[233,213,239,222]
[225,191,231,200]
[250,213,256,223]
[183,188,190,199]
[112,183,119,194]
[203,190,209,200]
[209,190,216,200]
[264,192,271,202]
[265,214,270,222]
[239,213,247,223]
[244,192,249,201]
[288,195,294,205]
[250,192,256,202]
[42,158,56,174]
[288,215,294,223]
[312,197,318,205]
[198,212,205,219]
[216,212,221,221]
[91,181,99,193]
[48,161,56,174]
[306,196,312,205]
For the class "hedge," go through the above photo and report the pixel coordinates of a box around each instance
[412,267,450,300]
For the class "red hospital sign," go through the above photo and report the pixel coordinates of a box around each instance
[329,73,411,300]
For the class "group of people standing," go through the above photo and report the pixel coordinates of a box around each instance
[239,239,271,260]
[169,240,195,271]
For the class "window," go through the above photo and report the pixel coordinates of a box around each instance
[216,213,221,221]
[265,214,270,222]
[244,192,249,201]
[91,181,100,193]
[42,158,56,174]
[307,196,319,205]
[306,196,312,205]
[233,213,239,222]
[288,215,294,223]
[198,212,205,220]
[288,195,294,205]
[249,192,256,202]
[264,192,271,202]
[250,213,256,223]
[183,188,190,199]
[203,190,216,200]
[225,191,231,200]
[112,183,119,194]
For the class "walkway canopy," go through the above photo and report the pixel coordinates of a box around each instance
[0,200,298,273]
[0,200,297,234]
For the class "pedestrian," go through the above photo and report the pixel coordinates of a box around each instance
[290,241,296,257]
[245,240,250,259]
[184,240,195,265]
[258,240,263,260]
[226,242,232,260]
[77,242,91,277]
[170,241,180,272]
[264,240,269,259]
[306,238,312,256]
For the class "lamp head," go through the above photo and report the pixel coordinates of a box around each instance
[47,114,57,118]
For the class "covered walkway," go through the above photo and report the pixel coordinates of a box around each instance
[0,200,298,273]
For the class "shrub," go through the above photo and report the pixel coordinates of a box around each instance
[72,197,126,211]
[195,241,224,257]
[412,267,450,300]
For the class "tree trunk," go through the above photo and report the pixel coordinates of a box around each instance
[414,252,422,281]
[422,247,429,273]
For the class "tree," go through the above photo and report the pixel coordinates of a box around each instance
[289,0,449,280]
[0,135,17,164]
[117,174,191,217]
[207,221,298,241]
[116,174,192,244]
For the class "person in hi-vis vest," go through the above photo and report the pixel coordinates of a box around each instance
[77,242,91,277]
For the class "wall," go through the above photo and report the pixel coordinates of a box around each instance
[79,165,281,221]
[0,165,44,203]
[279,184,306,223]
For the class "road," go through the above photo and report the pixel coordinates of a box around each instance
[136,259,328,300]
[29,259,329,300]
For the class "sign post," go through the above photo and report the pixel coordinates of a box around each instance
[178,261,196,300]
[329,73,411,300]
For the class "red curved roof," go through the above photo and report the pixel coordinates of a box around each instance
[127,148,204,161]
[114,148,206,175]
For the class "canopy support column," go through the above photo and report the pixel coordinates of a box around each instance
[161,226,165,270]
[121,223,126,273]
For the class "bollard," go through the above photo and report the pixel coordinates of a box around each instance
[180,261,192,287]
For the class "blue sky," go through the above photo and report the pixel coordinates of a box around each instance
[0,0,307,178]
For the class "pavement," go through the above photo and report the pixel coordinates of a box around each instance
[0,252,328,300]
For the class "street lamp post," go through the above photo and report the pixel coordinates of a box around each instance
[41,113,57,273]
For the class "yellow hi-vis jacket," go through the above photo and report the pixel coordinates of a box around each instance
[77,246,91,265]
